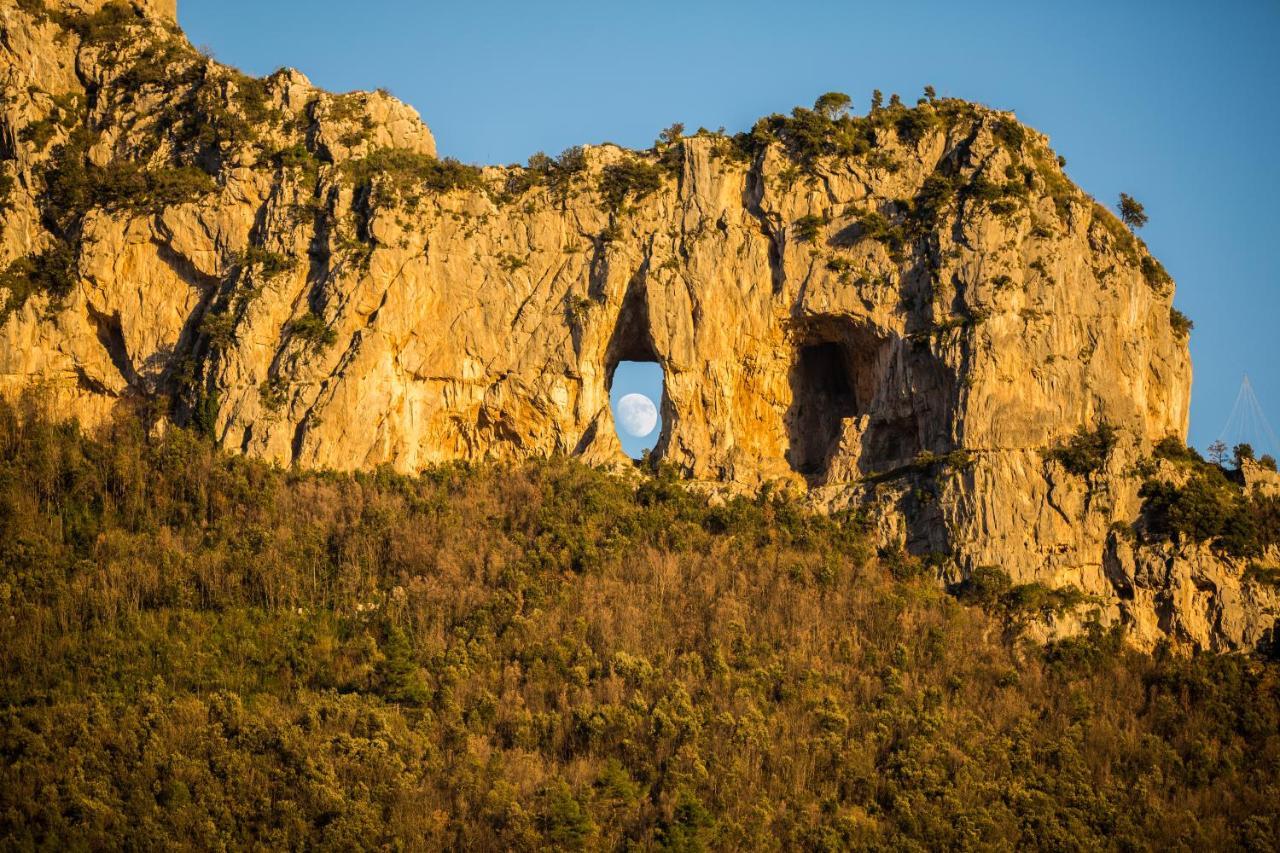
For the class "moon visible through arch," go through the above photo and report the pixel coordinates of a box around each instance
[616,394,658,437]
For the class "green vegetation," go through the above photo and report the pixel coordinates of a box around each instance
[1047,422,1118,476]
[843,158,1033,264]
[598,157,665,210]
[199,309,237,350]
[1031,148,1077,221]
[287,311,338,352]
[910,171,961,230]
[813,91,853,119]
[18,92,83,152]
[730,93,979,173]
[564,293,593,324]
[862,448,974,484]
[1170,307,1194,338]
[1118,192,1148,229]
[952,566,1089,630]
[0,245,77,320]
[59,0,144,45]
[792,213,828,242]
[1141,254,1173,291]
[851,209,907,260]
[893,106,941,145]
[1245,564,1280,588]
[1091,202,1133,248]
[271,142,321,177]
[1154,434,1205,465]
[258,376,290,412]
[343,149,484,202]
[233,245,297,280]
[1140,439,1280,558]
[992,116,1027,151]
[963,168,1031,215]
[40,130,217,237]
[504,146,587,202]
[0,404,1277,848]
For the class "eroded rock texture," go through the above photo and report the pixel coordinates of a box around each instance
[2,0,1276,650]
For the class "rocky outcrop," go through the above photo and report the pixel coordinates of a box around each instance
[2,0,1276,651]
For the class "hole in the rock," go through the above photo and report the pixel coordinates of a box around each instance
[610,360,664,459]
[788,342,858,477]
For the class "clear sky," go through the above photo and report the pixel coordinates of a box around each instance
[180,0,1280,457]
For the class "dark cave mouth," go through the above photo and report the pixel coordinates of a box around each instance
[788,342,859,477]
[785,322,891,481]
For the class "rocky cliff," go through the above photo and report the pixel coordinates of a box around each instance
[2,0,1276,651]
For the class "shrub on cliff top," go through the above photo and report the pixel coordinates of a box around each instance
[1170,307,1194,338]
[1140,442,1280,558]
[598,158,664,210]
[1140,474,1280,558]
[1142,255,1173,292]
[993,116,1027,151]
[1153,435,1204,465]
[505,146,587,201]
[344,149,483,201]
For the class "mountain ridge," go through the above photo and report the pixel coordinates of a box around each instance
[0,0,1276,652]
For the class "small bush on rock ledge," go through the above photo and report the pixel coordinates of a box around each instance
[1046,422,1117,476]
[287,311,338,352]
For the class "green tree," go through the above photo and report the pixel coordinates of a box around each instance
[375,624,429,705]
[657,122,685,146]
[923,84,937,101]
[1234,443,1255,468]
[1118,193,1148,229]
[538,783,595,850]
[813,92,852,120]
[870,89,884,111]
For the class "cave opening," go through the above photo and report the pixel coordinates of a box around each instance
[785,321,889,482]
[605,285,667,461]
[788,343,858,477]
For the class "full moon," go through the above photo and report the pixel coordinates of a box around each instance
[616,393,658,437]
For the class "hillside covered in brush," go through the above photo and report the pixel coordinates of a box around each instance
[0,401,1277,848]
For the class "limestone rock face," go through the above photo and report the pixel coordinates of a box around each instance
[2,1,1275,651]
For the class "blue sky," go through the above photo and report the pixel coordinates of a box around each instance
[180,0,1279,457]
[611,362,663,458]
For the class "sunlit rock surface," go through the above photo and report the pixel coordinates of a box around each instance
[1,0,1274,651]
